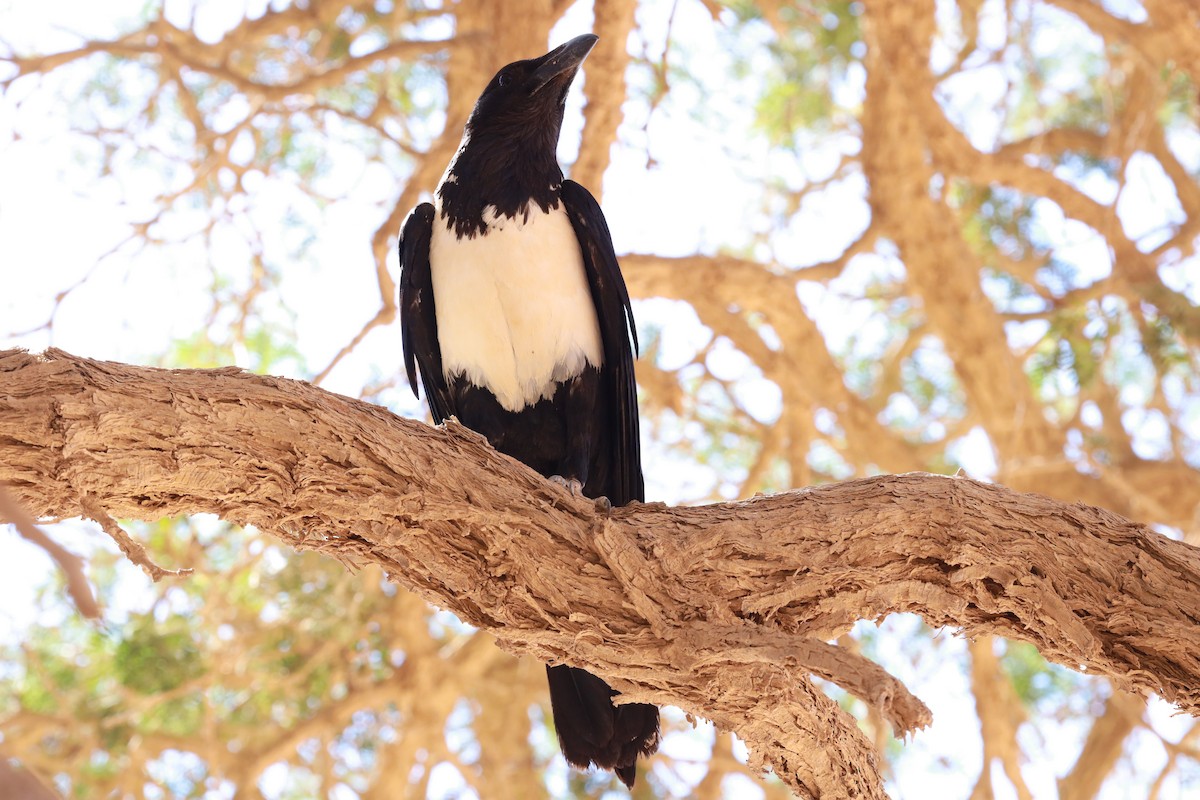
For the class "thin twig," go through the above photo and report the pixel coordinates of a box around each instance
[79,495,193,582]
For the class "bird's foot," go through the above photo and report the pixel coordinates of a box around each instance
[548,476,611,513]
[548,475,585,498]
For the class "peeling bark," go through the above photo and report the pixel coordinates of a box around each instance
[3,348,1200,798]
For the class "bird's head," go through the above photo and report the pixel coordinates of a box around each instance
[464,33,598,150]
[440,34,597,217]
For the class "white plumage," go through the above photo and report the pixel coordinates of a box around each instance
[429,202,603,412]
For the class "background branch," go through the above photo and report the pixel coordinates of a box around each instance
[0,484,99,619]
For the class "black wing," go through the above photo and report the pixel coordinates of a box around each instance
[399,203,455,423]
[560,180,644,506]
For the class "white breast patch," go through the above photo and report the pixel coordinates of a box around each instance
[429,203,603,412]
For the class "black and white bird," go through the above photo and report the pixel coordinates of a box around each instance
[398,34,660,787]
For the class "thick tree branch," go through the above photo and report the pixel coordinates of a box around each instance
[3,348,1200,798]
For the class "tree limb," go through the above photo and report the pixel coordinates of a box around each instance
[0,757,63,800]
[1057,689,1145,800]
[0,484,99,618]
[3,348,1200,798]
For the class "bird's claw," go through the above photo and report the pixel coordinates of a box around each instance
[549,475,585,498]
[548,476,612,513]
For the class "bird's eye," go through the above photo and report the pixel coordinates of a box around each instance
[497,73,511,87]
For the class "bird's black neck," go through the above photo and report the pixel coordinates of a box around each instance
[437,118,565,238]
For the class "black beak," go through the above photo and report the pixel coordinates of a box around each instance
[528,34,598,94]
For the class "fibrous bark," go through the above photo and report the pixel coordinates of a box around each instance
[3,348,1200,798]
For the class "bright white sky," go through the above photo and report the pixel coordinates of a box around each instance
[1,1,1198,798]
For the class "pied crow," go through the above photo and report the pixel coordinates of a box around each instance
[398,34,660,787]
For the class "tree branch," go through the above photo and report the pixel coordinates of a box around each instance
[0,757,63,800]
[571,0,637,195]
[0,484,99,618]
[3,348,1200,798]
[1057,689,1145,800]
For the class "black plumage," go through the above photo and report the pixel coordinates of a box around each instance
[398,34,660,787]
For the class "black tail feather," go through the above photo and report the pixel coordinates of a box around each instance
[546,664,660,788]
